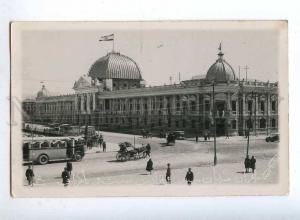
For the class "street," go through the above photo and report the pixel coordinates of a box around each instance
[23,132,278,186]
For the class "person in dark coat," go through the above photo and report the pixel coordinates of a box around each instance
[185,168,194,185]
[196,135,199,142]
[166,163,171,183]
[244,155,250,173]
[66,161,73,175]
[61,167,70,186]
[146,143,151,157]
[25,165,34,186]
[146,158,153,174]
[102,141,106,152]
[250,156,256,173]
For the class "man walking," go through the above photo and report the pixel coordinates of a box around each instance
[250,156,256,173]
[61,167,70,187]
[146,143,151,157]
[102,141,106,152]
[146,158,153,174]
[25,165,34,186]
[166,163,171,184]
[66,161,73,175]
[244,155,250,173]
[185,168,194,185]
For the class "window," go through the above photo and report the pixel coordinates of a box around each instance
[271,118,276,127]
[231,100,236,112]
[272,101,276,112]
[41,141,50,148]
[158,119,162,126]
[205,119,210,129]
[191,120,195,128]
[176,103,180,111]
[191,101,196,111]
[205,100,210,111]
[259,118,266,128]
[175,121,179,128]
[260,101,265,112]
[182,119,186,128]
[168,118,171,127]
[232,120,237,129]
[248,101,252,113]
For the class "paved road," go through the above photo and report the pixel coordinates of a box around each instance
[23,132,278,186]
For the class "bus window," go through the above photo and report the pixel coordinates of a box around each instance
[32,142,40,149]
[41,141,50,148]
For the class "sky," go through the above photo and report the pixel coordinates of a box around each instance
[20,23,280,98]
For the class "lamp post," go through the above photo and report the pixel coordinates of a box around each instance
[212,81,217,166]
[246,91,254,158]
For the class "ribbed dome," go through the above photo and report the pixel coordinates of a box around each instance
[206,52,236,82]
[37,85,49,99]
[88,52,142,80]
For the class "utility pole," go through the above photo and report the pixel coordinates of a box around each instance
[213,82,217,166]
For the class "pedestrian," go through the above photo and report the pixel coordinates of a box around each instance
[204,130,207,141]
[61,167,70,187]
[99,134,103,147]
[146,158,153,174]
[244,155,250,173]
[25,165,34,186]
[226,130,230,139]
[207,130,210,140]
[185,168,194,185]
[146,143,151,157]
[166,163,171,184]
[102,141,106,152]
[66,161,73,175]
[250,156,256,173]
[196,135,199,142]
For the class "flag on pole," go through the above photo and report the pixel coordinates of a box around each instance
[218,42,222,51]
[99,34,114,41]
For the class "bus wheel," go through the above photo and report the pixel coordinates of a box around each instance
[74,153,82,162]
[38,154,49,165]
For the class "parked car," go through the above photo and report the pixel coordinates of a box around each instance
[265,133,279,142]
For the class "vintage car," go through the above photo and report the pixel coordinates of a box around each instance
[265,133,279,142]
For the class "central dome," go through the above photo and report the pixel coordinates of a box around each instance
[88,52,142,80]
[206,51,236,82]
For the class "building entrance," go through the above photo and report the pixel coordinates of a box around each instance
[216,118,226,136]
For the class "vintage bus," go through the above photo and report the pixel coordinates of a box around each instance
[23,136,86,165]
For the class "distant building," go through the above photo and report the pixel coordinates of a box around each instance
[22,48,278,136]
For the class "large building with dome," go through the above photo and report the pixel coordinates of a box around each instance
[22,47,279,137]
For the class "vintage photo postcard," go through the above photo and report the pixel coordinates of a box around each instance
[10,21,288,197]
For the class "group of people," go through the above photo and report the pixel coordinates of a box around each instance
[244,155,256,173]
[87,133,106,152]
[145,159,194,185]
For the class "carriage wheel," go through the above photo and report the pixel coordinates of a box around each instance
[116,153,122,161]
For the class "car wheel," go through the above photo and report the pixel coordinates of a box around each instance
[74,153,82,162]
[38,154,49,165]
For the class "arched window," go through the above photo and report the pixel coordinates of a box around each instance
[271,118,276,127]
[260,118,266,128]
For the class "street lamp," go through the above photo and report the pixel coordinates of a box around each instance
[212,81,217,166]
[246,91,254,158]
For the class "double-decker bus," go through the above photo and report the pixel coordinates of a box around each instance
[22,136,86,165]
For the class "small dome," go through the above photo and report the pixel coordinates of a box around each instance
[37,85,49,98]
[88,52,142,80]
[206,51,236,82]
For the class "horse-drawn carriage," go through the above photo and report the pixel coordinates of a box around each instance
[116,142,148,162]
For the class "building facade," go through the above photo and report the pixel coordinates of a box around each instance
[22,49,279,136]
